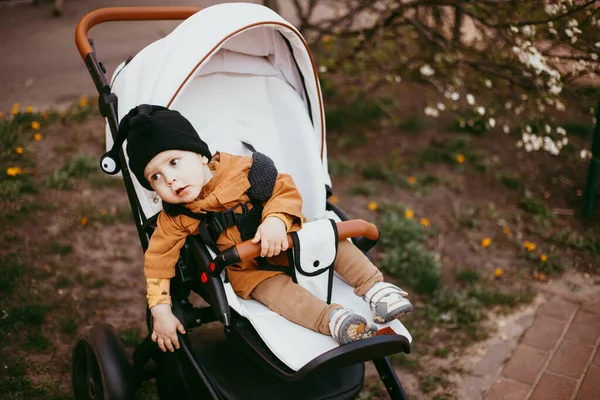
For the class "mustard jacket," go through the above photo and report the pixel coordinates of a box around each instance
[144,152,304,299]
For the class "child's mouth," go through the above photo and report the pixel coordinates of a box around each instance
[176,186,189,195]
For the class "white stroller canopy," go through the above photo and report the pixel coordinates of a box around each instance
[111,2,328,168]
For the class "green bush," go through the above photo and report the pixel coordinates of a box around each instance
[379,211,428,247]
[381,242,440,295]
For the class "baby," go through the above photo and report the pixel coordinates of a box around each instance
[101,104,413,352]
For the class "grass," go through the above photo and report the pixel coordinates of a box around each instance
[45,153,99,189]
[347,182,377,196]
[328,158,355,176]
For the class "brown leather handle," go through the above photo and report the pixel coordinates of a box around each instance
[75,7,201,60]
[235,219,379,262]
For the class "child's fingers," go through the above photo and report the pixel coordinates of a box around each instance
[164,336,175,352]
[170,333,180,351]
[251,231,261,243]
[261,239,269,257]
[281,239,289,252]
[176,323,186,335]
[266,241,275,258]
[151,332,158,342]
[157,336,167,352]
[272,242,281,256]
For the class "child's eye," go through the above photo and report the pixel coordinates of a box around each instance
[169,158,180,167]
[151,173,162,181]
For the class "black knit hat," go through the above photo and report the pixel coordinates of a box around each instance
[99,104,212,191]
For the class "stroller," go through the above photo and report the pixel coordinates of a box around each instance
[72,3,412,400]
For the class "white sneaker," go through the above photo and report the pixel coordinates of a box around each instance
[363,282,413,323]
[329,308,378,345]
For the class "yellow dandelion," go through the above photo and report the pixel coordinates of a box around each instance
[321,34,332,43]
[80,217,88,226]
[407,176,417,185]
[41,111,48,120]
[15,146,24,155]
[502,226,510,236]
[420,218,430,227]
[494,268,503,278]
[11,103,20,115]
[0,112,3,119]
[34,133,42,141]
[25,106,33,113]
[481,238,492,248]
[60,111,67,118]
[405,209,414,219]
[456,154,466,164]
[99,209,107,216]
[523,241,536,252]
[329,195,339,204]
[31,121,40,130]
[79,96,88,108]
[6,167,22,177]
[368,202,378,211]
[540,254,548,262]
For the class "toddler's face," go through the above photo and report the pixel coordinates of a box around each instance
[144,150,210,204]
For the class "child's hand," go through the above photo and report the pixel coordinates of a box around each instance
[252,216,289,257]
[150,304,186,352]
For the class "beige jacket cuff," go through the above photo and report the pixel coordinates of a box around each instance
[146,277,172,308]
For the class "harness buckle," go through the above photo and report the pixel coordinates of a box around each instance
[220,209,237,228]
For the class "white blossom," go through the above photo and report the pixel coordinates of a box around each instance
[437,102,446,111]
[545,4,559,15]
[556,127,567,135]
[420,64,435,77]
[466,94,475,105]
[395,76,402,83]
[484,79,492,88]
[451,92,460,101]
[580,149,592,160]
[476,106,485,115]
[319,65,327,73]
[489,118,496,128]
[503,125,511,134]
[424,106,439,117]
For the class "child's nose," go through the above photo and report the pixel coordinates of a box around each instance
[164,172,177,185]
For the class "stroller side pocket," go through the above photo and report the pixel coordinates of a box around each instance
[289,219,338,304]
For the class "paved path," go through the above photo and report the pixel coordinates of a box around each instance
[485,291,600,400]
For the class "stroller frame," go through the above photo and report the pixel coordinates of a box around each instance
[72,6,411,400]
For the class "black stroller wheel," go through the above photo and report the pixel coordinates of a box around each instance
[72,323,136,400]
[72,339,106,399]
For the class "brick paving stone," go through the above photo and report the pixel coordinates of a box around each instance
[483,379,530,400]
[547,341,594,378]
[538,297,579,322]
[521,317,566,351]
[564,310,600,346]
[502,346,548,385]
[576,365,600,400]
[593,348,600,367]
[581,300,600,315]
[530,372,577,400]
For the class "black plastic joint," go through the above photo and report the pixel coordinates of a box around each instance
[211,247,241,277]
[98,93,117,118]
[355,235,379,253]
